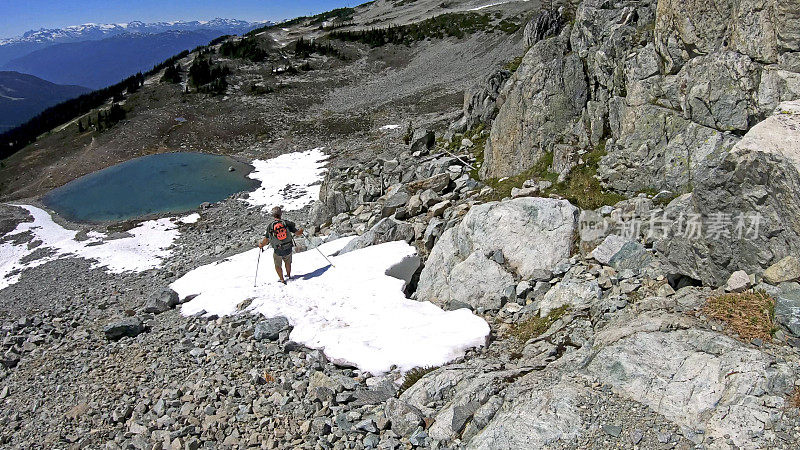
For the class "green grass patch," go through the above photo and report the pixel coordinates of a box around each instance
[509,305,569,345]
[220,36,268,62]
[329,12,517,47]
[504,55,524,73]
[480,144,625,210]
[704,290,778,342]
[399,366,438,394]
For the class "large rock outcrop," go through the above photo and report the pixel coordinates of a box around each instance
[480,27,588,179]
[470,290,796,449]
[416,197,578,309]
[480,0,800,195]
[658,100,800,285]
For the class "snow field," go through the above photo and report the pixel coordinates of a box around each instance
[173,238,491,374]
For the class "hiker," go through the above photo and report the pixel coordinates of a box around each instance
[258,206,304,284]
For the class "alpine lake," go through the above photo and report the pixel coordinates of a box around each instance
[41,152,260,223]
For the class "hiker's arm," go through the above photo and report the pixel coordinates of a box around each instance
[258,237,269,249]
[294,228,304,237]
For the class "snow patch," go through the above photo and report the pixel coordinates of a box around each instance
[469,0,529,11]
[178,213,201,224]
[244,148,328,211]
[173,239,489,374]
[0,205,178,290]
[379,124,401,130]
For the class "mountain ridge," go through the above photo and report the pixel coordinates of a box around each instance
[0,70,90,133]
[0,18,270,67]
[4,29,244,89]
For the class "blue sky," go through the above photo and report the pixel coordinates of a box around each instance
[0,0,358,38]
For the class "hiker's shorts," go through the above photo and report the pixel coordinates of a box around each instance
[273,251,292,267]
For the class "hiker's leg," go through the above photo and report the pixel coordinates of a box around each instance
[272,252,285,282]
[284,253,293,278]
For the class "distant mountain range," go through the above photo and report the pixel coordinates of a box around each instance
[4,30,240,89]
[0,18,271,130]
[0,19,269,66]
[0,71,90,133]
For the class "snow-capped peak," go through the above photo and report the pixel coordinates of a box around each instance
[0,19,271,47]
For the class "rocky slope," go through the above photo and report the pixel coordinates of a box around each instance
[2,0,800,449]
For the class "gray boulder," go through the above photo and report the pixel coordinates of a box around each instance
[608,241,652,271]
[423,218,445,250]
[468,377,585,449]
[253,317,291,341]
[658,100,800,286]
[589,234,629,265]
[775,289,800,336]
[407,173,451,194]
[452,69,511,133]
[143,289,178,314]
[339,218,414,254]
[724,270,752,293]
[416,198,578,309]
[104,317,145,341]
[143,298,169,314]
[448,253,514,310]
[539,279,602,317]
[763,255,800,284]
[588,324,795,448]
[384,398,424,437]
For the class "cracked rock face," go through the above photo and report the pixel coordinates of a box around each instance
[481,27,587,179]
[481,0,800,196]
[657,100,800,286]
[467,376,585,449]
[588,326,795,448]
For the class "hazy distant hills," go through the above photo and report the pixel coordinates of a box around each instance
[0,19,267,66]
[0,71,90,133]
[3,30,241,89]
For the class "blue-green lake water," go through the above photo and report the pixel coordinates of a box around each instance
[42,152,260,222]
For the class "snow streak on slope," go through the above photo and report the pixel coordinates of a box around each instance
[0,205,179,290]
[173,239,490,374]
[245,148,328,211]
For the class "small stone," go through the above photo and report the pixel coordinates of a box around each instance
[656,283,675,297]
[629,430,644,444]
[103,317,145,340]
[408,428,428,447]
[355,418,377,433]
[428,200,450,218]
[764,256,800,284]
[253,317,291,341]
[725,270,752,293]
[493,250,505,264]
[603,424,622,437]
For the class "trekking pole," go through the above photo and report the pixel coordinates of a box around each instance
[305,233,335,267]
[254,248,262,286]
